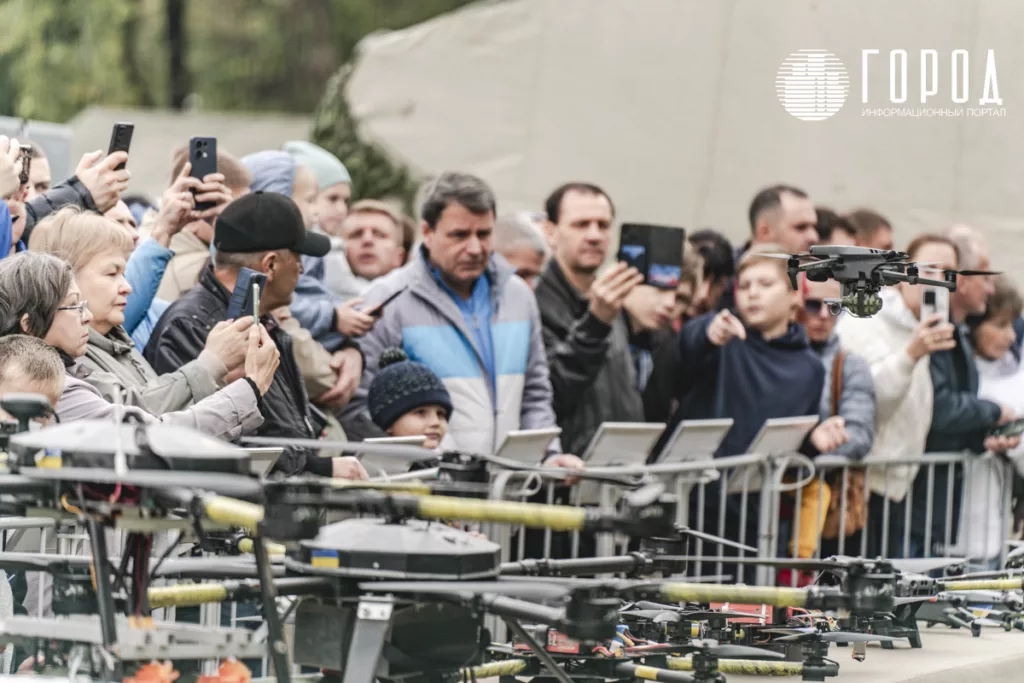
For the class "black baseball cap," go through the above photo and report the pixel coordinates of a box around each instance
[212,191,330,257]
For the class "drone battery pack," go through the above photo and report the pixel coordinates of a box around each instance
[708,602,772,624]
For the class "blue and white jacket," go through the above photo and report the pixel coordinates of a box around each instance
[341,247,560,458]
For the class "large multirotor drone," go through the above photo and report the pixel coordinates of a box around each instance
[757,245,975,318]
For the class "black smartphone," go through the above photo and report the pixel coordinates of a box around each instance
[225,267,267,323]
[107,122,134,171]
[18,144,31,186]
[189,136,218,212]
[616,223,687,289]
[364,285,408,318]
[990,417,1024,438]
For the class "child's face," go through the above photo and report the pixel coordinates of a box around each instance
[388,404,449,450]
[736,261,796,332]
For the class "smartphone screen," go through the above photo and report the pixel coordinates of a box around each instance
[920,286,949,322]
[616,223,686,289]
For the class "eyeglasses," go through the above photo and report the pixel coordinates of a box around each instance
[803,299,825,315]
[56,301,89,319]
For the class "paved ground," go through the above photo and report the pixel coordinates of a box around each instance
[723,626,1024,683]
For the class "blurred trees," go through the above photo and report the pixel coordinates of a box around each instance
[0,0,475,122]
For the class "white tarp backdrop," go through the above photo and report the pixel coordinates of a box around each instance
[345,0,1024,282]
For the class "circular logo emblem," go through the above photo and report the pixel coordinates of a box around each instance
[776,49,849,121]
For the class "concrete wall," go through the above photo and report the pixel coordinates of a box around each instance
[345,0,1024,281]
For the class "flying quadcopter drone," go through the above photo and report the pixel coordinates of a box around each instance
[761,245,996,318]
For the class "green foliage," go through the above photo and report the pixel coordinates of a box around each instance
[311,64,419,215]
[0,0,145,122]
[0,0,476,211]
[0,0,477,123]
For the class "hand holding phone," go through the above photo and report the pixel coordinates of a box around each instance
[589,262,644,325]
[907,312,956,361]
[335,298,376,338]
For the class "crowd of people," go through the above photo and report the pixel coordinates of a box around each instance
[0,132,1022,584]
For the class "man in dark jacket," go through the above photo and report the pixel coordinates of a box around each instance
[717,185,818,311]
[913,226,1018,556]
[535,182,645,456]
[145,191,367,480]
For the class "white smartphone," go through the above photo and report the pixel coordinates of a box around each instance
[920,286,949,323]
[495,427,562,465]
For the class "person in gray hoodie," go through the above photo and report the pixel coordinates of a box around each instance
[796,275,876,557]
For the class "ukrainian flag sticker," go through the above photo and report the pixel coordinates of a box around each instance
[310,549,340,568]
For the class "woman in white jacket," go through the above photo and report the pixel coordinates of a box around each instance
[957,276,1024,567]
[835,234,957,556]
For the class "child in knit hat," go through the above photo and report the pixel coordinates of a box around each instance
[368,347,453,450]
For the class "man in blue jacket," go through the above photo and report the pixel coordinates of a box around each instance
[341,172,581,472]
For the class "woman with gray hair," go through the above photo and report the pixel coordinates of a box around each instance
[0,250,276,441]
[30,206,263,419]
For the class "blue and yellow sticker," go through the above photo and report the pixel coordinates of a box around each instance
[310,549,340,568]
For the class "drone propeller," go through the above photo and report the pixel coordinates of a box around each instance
[359,580,573,601]
[889,557,967,574]
[688,640,786,660]
[759,253,814,261]
[955,269,1001,276]
[773,629,895,644]
[16,466,263,500]
[242,436,438,463]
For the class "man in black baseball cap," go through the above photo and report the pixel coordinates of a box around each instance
[145,190,368,481]
[213,190,331,258]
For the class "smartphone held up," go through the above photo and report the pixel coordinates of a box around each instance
[616,223,687,289]
[189,136,218,211]
[226,267,267,325]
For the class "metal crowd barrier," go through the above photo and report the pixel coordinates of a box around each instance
[486,449,1022,587]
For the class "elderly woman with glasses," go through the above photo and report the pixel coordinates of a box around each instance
[28,206,274,419]
[0,250,275,441]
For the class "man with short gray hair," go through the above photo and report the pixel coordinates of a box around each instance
[341,172,577,468]
[494,211,548,288]
[0,335,65,416]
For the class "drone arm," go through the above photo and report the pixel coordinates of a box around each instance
[943,578,1024,592]
[880,270,955,291]
[614,662,696,683]
[479,593,566,625]
[667,657,804,677]
[147,577,331,609]
[500,553,652,577]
